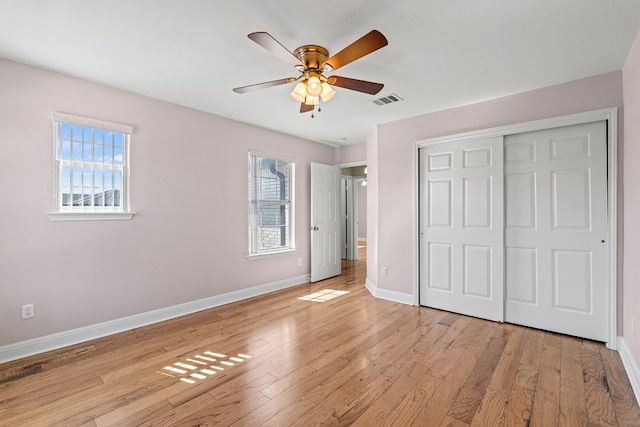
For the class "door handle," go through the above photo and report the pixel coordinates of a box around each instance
[311,226,319,231]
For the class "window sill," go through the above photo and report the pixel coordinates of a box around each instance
[47,212,135,221]
[247,248,298,260]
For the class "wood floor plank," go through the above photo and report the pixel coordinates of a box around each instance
[501,385,535,427]
[499,327,544,427]
[407,336,490,426]
[426,317,485,379]
[109,399,176,427]
[378,366,442,426]
[599,346,640,426]
[93,380,191,427]
[529,333,562,426]
[334,373,395,424]
[469,387,509,426]
[559,336,588,426]
[441,415,470,426]
[381,323,449,380]
[1,253,638,426]
[230,355,353,426]
[350,362,424,426]
[202,390,271,426]
[447,327,511,424]
[257,396,317,427]
[486,326,527,392]
[251,365,316,400]
[280,388,352,426]
[0,375,104,421]
[581,340,618,426]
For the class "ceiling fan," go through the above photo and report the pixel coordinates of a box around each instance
[232,30,388,115]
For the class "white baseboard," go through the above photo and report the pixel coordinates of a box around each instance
[617,336,640,405]
[365,278,414,305]
[0,274,310,364]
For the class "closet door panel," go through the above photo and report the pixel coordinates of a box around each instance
[419,137,504,321]
[504,121,608,341]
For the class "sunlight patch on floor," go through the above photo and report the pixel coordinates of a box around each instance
[159,351,251,385]
[298,289,349,302]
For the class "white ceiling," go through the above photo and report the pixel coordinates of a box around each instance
[1,1,639,146]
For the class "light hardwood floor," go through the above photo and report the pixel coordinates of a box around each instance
[1,246,639,426]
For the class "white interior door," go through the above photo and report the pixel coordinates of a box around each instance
[311,163,341,282]
[419,137,504,321]
[504,122,608,341]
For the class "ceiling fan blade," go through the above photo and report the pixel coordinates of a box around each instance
[321,30,388,71]
[328,75,384,95]
[300,103,314,113]
[248,32,304,68]
[233,77,297,94]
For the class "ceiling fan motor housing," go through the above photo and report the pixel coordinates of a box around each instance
[293,45,330,71]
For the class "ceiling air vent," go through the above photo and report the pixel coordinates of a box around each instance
[372,93,403,106]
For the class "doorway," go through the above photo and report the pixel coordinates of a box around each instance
[341,165,367,261]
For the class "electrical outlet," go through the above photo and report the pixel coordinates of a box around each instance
[298,257,303,266]
[22,304,34,319]
[381,267,388,277]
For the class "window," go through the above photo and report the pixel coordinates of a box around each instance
[48,112,134,221]
[248,152,295,256]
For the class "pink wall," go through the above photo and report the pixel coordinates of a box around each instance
[366,128,378,285]
[0,59,334,347]
[335,142,366,165]
[370,71,624,303]
[623,33,640,368]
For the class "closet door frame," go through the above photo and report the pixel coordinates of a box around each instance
[414,107,618,349]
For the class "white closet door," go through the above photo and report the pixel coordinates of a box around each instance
[419,137,504,321]
[504,121,608,341]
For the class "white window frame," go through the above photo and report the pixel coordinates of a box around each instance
[248,151,296,258]
[47,112,135,221]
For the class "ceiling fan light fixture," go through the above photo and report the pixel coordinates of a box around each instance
[306,75,323,96]
[320,82,336,102]
[290,82,307,103]
[304,95,320,105]
[235,30,388,114]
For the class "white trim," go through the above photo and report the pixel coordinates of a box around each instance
[413,139,420,307]
[617,337,640,405]
[415,107,618,348]
[365,278,376,297]
[47,212,135,221]
[365,278,414,305]
[416,108,617,148]
[52,112,134,134]
[337,160,367,168]
[51,119,132,217]
[0,274,310,364]
[246,248,298,260]
[248,154,295,257]
[248,149,295,164]
[606,109,618,350]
